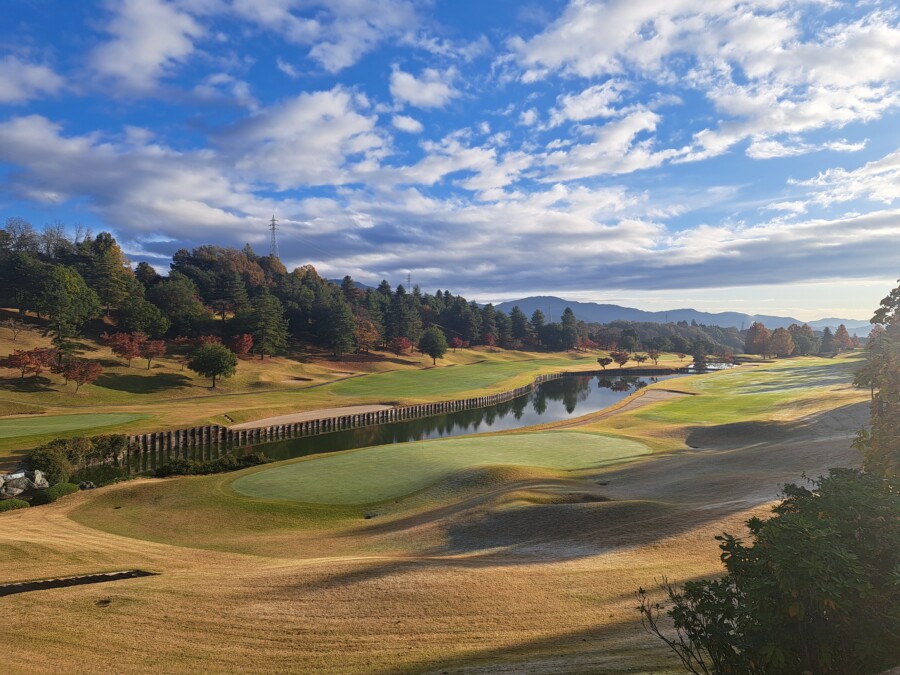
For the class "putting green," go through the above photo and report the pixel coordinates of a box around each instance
[0,413,149,439]
[231,431,650,505]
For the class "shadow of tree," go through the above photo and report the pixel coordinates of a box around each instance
[95,373,192,394]
[0,376,58,393]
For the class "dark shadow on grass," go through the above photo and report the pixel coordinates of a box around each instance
[0,376,57,393]
[95,373,192,394]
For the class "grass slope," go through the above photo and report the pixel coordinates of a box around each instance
[0,413,149,440]
[231,431,650,505]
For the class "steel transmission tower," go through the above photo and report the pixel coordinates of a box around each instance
[269,214,279,259]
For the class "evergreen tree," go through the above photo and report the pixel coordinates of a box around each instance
[561,307,579,350]
[324,298,356,357]
[530,309,545,344]
[120,295,170,337]
[89,233,132,313]
[510,306,531,344]
[249,290,288,358]
[481,303,498,344]
[820,326,836,354]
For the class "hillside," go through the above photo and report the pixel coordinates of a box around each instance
[494,296,870,334]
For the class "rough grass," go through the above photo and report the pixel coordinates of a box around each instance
[231,431,650,505]
[0,352,870,673]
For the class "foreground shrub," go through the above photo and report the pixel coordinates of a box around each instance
[639,469,900,674]
[31,482,80,505]
[27,446,74,485]
[154,452,270,477]
[0,499,30,512]
[28,434,129,484]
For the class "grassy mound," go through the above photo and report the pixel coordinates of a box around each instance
[231,431,650,505]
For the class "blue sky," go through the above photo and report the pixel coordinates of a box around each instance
[2,0,900,320]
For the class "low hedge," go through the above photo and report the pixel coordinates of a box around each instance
[31,482,80,505]
[154,452,270,477]
[0,499,30,512]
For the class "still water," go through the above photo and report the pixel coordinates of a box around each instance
[257,374,684,462]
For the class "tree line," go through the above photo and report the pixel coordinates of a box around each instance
[743,321,859,358]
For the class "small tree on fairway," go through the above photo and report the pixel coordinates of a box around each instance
[647,349,661,365]
[634,353,649,365]
[597,357,613,370]
[610,350,630,367]
[68,360,103,392]
[188,343,237,388]
[419,326,448,365]
[388,336,411,356]
[449,336,464,352]
[140,339,166,369]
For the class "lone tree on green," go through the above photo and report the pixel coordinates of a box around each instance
[418,326,448,365]
[188,343,237,388]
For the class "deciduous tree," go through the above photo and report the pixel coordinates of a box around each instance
[597,357,613,370]
[744,321,771,357]
[418,326,448,365]
[768,327,794,358]
[187,343,237,388]
[834,324,853,351]
[140,339,166,369]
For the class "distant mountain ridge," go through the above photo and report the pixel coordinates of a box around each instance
[493,296,871,335]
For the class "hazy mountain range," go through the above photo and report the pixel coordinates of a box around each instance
[493,296,872,335]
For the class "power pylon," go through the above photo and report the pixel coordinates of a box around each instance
[269,214,279,259]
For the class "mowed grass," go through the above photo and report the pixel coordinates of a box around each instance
[327,354,599,401]
[0,413,149,440]
[636,355,863,425]
[231,431,651,504]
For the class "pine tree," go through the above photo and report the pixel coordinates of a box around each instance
[249,290,288,358]
[561,307,579,351]
[325,298,356,357]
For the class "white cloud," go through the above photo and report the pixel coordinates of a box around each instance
[218,86,386,189]
[0,56,63,103]
[232,0,418,72]
[519,108,538,126]
[548,80,628,126]
[509,2,900,162]
[390,66,459,109]
[543,108,682,180]
[89,0,204,90]
[276,58,300,79]
[392,114,424,134]
[792,146,900,206]
[746,137,868,160]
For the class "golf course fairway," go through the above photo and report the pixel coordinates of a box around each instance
[231,431,650,504]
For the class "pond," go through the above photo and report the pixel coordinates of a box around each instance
[256,373,685,462]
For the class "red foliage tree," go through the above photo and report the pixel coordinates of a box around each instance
[388,336,412,356]
[140,339,167,369]
[1,350,36,379]
[449,337,464,352]
[197,335,223,346]
[834,324,853,352]
[647,349,661,365]
[229,333,254,358]
[610,350,631,368]
[64,360,104,392]
[597,357,613,370]
[104,331,146,367]
[484,333,496,348]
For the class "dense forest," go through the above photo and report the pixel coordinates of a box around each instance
[0,217,754,359]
